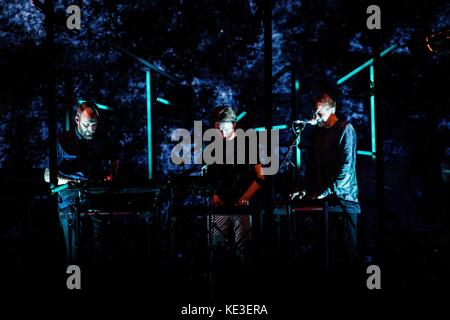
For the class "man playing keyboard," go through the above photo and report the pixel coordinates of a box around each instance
[44,101,118,264]
[292,91,360,270]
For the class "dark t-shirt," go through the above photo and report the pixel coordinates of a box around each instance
[206,137,260,206]
[57,129,113,181]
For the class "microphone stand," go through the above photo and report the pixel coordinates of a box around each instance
[278,121,309,264]
[279,122,309,172]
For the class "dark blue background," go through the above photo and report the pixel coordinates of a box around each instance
[0,0,449,294]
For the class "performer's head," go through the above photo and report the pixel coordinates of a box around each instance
[75,101,99,140]
[212,106,237,140]
[313,93,338,128]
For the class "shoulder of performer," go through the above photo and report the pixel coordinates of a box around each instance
[342,120,356,133]
[58,130,76,148]
[337,119,356,133]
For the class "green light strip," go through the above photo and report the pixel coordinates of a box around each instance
[296,135,301,168]
[370,65,376,157]
[254,124,288,132]
[77,99,113,111]
[146,70,153,179]
[156,97,171,105]
[337,60,372,85]
[380,44,398,57]
[65,108,70,131]
[272,124,288,130]
[93,103,110,110]
[294,77,301,168]
[337,44,398,85]
[51,183,69,194]
[357,150,374,156]
[236,111,247,122]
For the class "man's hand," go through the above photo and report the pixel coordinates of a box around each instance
[289,190,306,200]
[310,189,329,200]
[235,197,250,206]
[44,168,77,185]
[44,168,50,183]
[316,192,327,200]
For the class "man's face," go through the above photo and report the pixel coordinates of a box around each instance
[214,121,235,140]
[314,102,335,127]
[75,109,98,140]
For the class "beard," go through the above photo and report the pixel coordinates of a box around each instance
[78,128,95,140]
[83,134,95,140]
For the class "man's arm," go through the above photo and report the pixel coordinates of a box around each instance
[43,137,78,185]
[43,168,78,185]
[316,124,356,199]
[236,163,265,205]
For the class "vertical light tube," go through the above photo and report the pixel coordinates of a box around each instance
[146,69,153,179]
[65,107,70,131]
[370,64,376,159]
[295,78,301,168]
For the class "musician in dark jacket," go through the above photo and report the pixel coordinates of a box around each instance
[293,92,360,268]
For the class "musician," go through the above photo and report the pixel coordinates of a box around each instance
[44,102,116,185]
[205,106,265,260]
[44,101,117,263]
[293,92,360,268]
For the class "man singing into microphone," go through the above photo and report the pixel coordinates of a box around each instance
[293,91,360,269]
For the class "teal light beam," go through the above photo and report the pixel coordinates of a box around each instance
[65,107,70,131]
[370,64,376,159]
[296,135,301,168]
[146,70,153,179]
[51,183,69,194]
[357,150,374,156]
[295,79,300,92]
[77,99,113,111]
[254,124,288,132]
[295,78,300,168]
[236,111,247,122]
[337,44,398,85]
[156,97,171,105]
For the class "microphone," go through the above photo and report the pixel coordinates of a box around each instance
[293,119,318,126]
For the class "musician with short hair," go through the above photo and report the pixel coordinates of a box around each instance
[205,106,265,260]
[44,101,117,264]
[293,91,360,269]
[44,102,117,185]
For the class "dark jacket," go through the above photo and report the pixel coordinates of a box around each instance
[305,119,360,207]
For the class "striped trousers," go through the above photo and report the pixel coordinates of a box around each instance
[209,213,252,257]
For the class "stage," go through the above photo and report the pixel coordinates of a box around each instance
[0,0,449,313]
